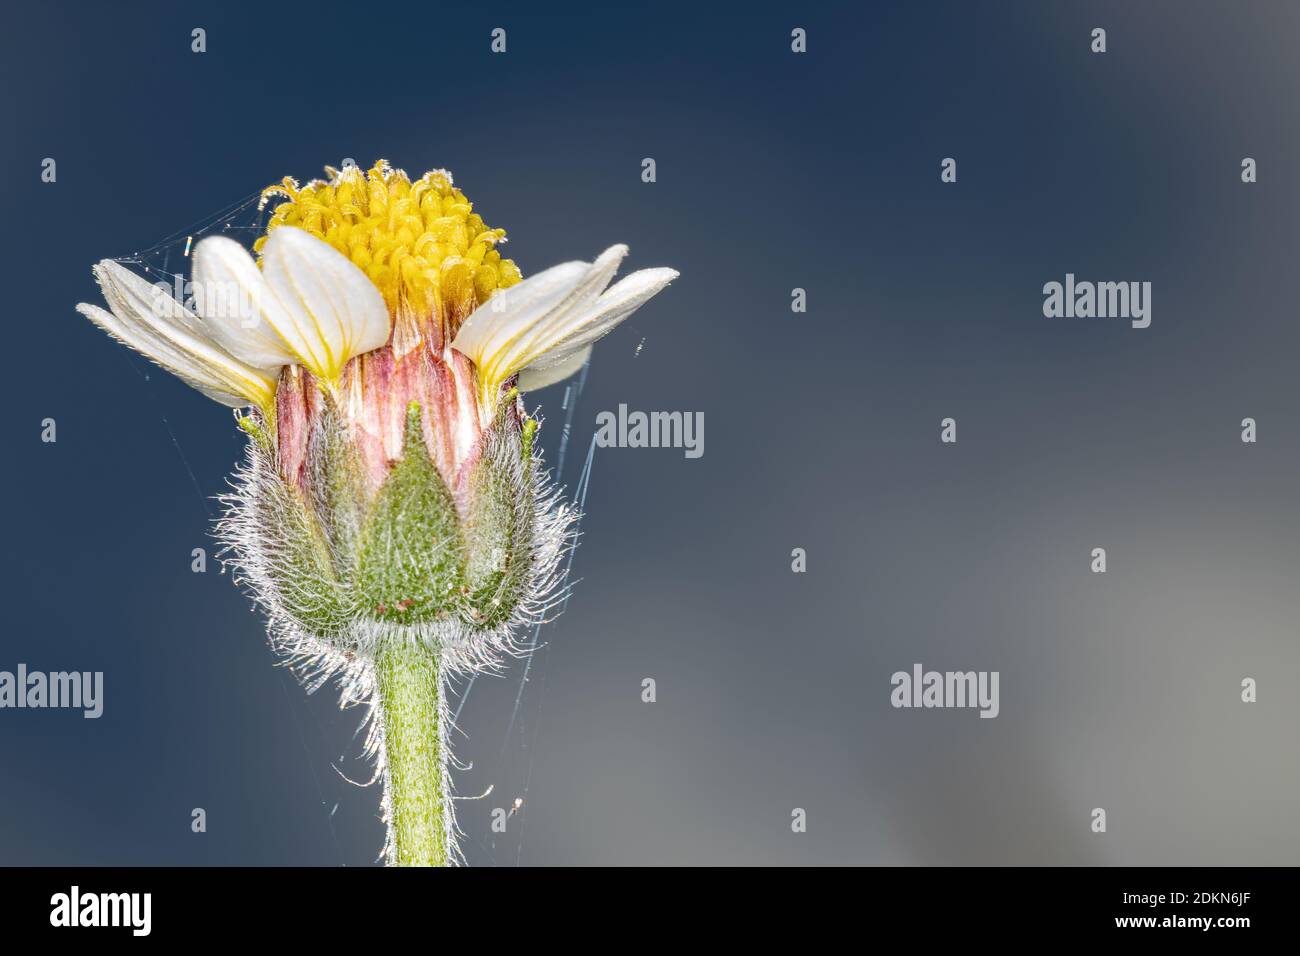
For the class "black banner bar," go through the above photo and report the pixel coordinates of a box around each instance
[0,866,1292,942]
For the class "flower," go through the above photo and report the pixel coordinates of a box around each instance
[75,160,678,865]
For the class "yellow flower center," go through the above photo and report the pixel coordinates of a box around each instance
[256,160,522,336]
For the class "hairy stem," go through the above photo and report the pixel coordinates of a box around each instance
[375,635,447,866]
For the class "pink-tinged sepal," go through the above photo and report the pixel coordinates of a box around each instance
[275,366,321,492]
[338,345,485,497]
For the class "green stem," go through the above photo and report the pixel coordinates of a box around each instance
[374,635,447,866]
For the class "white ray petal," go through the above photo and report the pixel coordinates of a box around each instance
[518,345,593,391]
[517,244,627,345]
[452,260,590,357]
[90,261,282,399]
[87,261,279,406]
[260,226,391,381]
[509,269,676,392]
[94,258,209,340]
[478,245,626,386]
[76,302,241,405]
[453,246,624,389]
[522,267,679,363]
[452,245,674,401]
[76,291,274,409]
[190,236,310,371]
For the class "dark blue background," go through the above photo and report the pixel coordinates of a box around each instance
[3,1,1298,864]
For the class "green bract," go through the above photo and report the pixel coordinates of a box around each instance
[227,397,560,655]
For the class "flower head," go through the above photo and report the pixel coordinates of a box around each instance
[75,160,678,864]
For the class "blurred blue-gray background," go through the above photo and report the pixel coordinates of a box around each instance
[2,0,1298,865]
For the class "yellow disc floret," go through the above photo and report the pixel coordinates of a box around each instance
[256,160,522,337]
